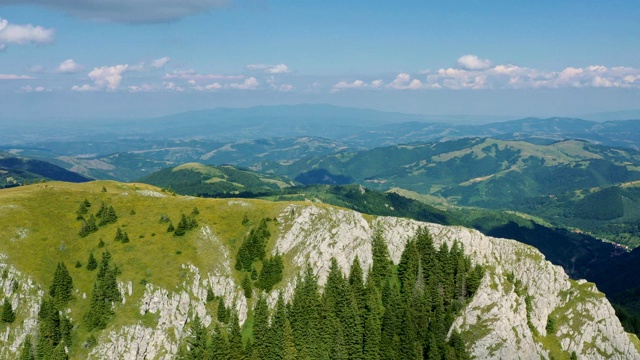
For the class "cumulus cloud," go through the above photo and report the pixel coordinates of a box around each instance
[56,59,84,73]
[0,0,229,23]
[457,54,492,70]
[0,74,33,80]
[227,77,259,90]
[0,17,54,49]
[163,70,243,81]
[278,84,294,92]
[20,85,49,92]
[71,84,97,92]
[331,79,384,92]
[87,64,129,90]
[246,64,291,74]
[151,57,171,69]
[387,73,423,90]
[414,56,640,90]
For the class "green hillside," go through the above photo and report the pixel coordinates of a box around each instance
[0,153,91,188]
[137,162,295,197]
[268,138,640,206]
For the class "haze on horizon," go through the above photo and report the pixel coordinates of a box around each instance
[1,0,640,121]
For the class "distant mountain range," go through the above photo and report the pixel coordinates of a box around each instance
[0,152,91,187]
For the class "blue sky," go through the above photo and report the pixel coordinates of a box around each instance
[1,0,640,120]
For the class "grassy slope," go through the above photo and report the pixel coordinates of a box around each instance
[0,181,293,355]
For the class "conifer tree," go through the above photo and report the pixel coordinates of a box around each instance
[216,297,229,323]
[84,251,121,331]
[50,341,68,360]
[265,293,286,360]
[1,298,15,323]
[87,253,97,271]
[19,335,35,360]
[228,311,245,360]
[371,229,391,287]
[242,274,252,299]
[37,298,61,359]
[283,318,297,360]
[185,315,209,360]
[209,325,230,359]
[251,297,270,359]
[349,256,367,315]
[50,262,73,309]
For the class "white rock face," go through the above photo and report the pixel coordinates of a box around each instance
[0,263,44,358]
[3,204,639,359]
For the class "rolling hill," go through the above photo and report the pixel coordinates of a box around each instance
[137,162,296,197]
[0,152,91,188]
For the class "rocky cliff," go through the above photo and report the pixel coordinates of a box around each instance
[1,200,639,359]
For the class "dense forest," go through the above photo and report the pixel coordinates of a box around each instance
[176,228,484,360]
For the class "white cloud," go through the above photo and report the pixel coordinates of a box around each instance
[128,83,155,92]
[0,0,229,23]
[370,79,383,88]
[278,84,295,92]
[387,73,423,90]
[151,57,171,69]
[332,79,384,92]
[227,77,259,90]
[56,59,84,73]
[0,74,33,80]
[192,81,222,91]
[164,81,185,91]
[71,84,98,92]
[20,85,48,92]
[457,54,492,70]
[88,64,129,90]
[163,70,243,81]
[0,18,54,49]
[246,64,291,74]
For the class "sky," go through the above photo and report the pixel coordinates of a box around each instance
[1,0,640,121]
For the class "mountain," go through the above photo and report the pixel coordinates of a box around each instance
[266,137,640,206]
[137,162,295,196]
[7,136,349,182]
[0,152,91,187]
[0,181,637,359]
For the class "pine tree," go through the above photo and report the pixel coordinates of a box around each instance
[283,318,298,360]
[349,256,367,315]
[242,274,252,299]
[251,297,270,359]
[1,298,15,323]
[87,252,98,271]
[216,298,229,323]
[186,315,209,360]
[371,229,391,287]
[19,335,35,360]
[50,341,68,360]
[84,251,121,331]
[209,325,230,359]
[228,312,245,360]
[37,298,61,359]
[265,293,286,360]
[50,262,73,309]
